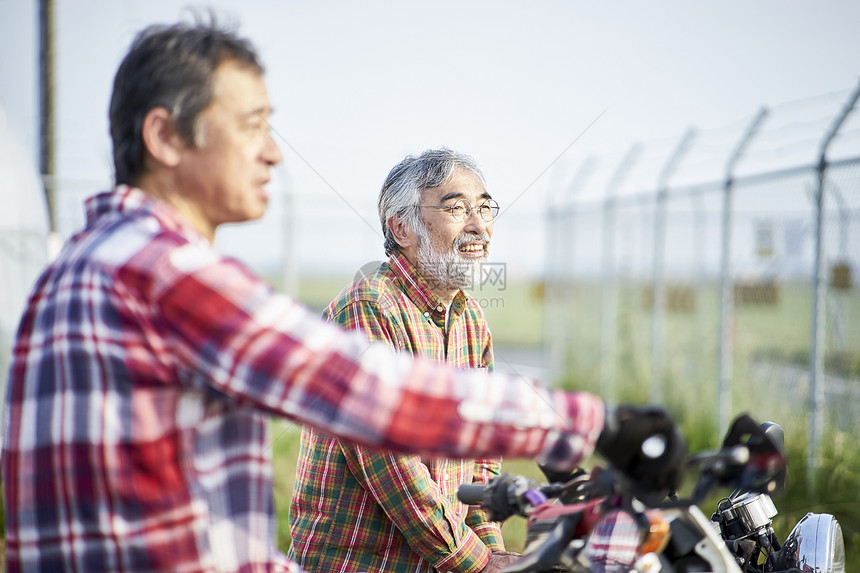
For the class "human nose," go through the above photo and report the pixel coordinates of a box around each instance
[462,205,488,232]
[263,132,283,166]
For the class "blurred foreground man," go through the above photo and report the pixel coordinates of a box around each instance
[2,17,683,573]
[289,149,519,573]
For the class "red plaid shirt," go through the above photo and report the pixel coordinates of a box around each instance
[585,510,642,571]
[2,186,604,572]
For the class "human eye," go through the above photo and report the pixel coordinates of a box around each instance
[243,112,270,133]
[482,200,500,218]
[240,118,263,135]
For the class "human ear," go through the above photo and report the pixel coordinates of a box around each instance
[141,107,184,168]
[387,215,417,249]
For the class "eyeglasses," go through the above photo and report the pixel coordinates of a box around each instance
[420,199,500,222]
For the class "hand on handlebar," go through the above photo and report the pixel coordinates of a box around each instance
[595,405,687,496]
[479,551,521,572]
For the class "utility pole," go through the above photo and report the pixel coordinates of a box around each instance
[40,0,57,232]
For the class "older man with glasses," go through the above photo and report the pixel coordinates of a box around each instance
[288,148,520,573]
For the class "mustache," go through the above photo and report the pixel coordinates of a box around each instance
[453,232,491,250]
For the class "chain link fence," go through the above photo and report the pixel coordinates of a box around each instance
[544,82,860,477]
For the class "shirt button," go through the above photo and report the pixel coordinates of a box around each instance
[436,305,444,312]
[423,312,430,318]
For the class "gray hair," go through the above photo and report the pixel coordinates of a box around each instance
[378,148,487,256]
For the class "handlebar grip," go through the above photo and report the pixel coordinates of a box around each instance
[457,483,487,505]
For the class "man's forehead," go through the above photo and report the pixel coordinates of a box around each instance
[423,170,489,200]
[211,61,272,111]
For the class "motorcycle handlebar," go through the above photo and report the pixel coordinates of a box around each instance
[459,417,785,521]
[458,474,562,522]
[457,483,487,505]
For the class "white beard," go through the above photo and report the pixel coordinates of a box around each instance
[415,227,490,292]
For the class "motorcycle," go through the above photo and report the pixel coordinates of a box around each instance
[457,414,845,572]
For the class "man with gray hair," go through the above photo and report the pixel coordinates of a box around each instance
[289,148,520,573]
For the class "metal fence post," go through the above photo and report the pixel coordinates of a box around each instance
[599,144,641,402]
[650,129,697,404]
[808,80,860,490]
[543,201,565,385]
[718,108,769,437]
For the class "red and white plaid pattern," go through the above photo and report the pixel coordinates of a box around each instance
[586,510,643,572]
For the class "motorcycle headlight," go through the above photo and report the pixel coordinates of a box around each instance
[781,512,845,573]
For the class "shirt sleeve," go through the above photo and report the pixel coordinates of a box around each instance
[339,443,492,573]
[463,458,505,551]
[148,244,604,469]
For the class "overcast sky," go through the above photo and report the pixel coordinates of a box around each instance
[1,0,859,274]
